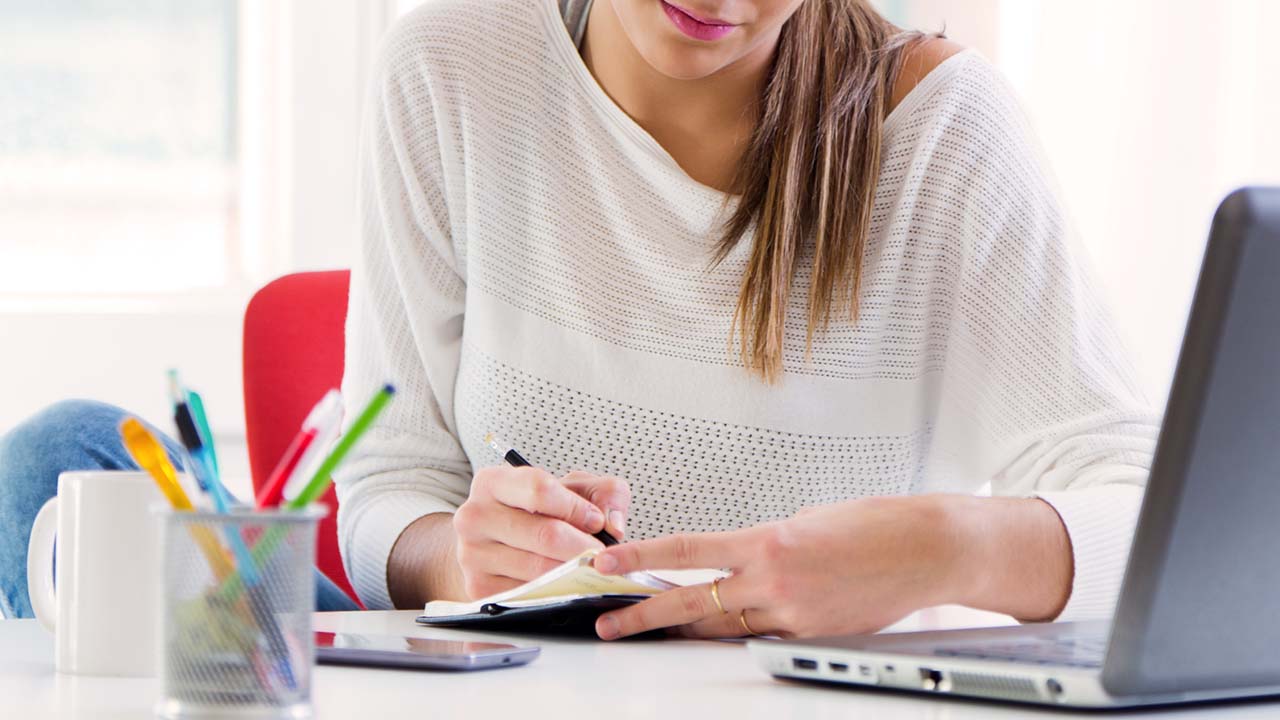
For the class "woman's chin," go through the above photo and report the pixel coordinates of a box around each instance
[638,42,741,81]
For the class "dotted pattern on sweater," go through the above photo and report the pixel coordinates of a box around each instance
[455,348,929,538]
[334,0,1159,618]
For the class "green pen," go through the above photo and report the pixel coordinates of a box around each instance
[288,383,395,509]
[216,383,396,602]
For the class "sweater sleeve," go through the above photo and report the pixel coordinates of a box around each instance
[913,57,1159,620]
[334,26,473,610]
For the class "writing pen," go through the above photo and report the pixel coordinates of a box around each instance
[257,389,342,508]
[483,433,619,546]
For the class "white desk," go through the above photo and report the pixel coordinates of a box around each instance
[5,609,1278,719]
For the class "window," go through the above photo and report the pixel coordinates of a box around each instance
[0,0,385,440]
[0,1,240,297]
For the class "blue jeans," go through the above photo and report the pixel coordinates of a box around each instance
[0,399,359,618]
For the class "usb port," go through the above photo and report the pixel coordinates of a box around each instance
[920,668,946,691]
[792,658,819,671]
[828,662,850,673]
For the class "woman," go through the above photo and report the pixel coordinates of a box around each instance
[0,0,1155,635]
[335,0,1156,641]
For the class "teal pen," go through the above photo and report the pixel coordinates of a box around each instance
[186,389,219,479]
[170,374,257,582]
[169,374,295,689]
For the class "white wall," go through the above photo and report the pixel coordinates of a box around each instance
[284,0,385,273]
[0,310,243,437]
[899,0,1280,404]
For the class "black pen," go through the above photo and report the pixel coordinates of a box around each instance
[484,433,619,546]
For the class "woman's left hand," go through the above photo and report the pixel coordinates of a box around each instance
[591,495,980,640]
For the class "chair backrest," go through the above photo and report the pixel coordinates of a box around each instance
[243,270,357,603]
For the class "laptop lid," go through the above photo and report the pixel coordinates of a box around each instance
[1104,188,1280,696]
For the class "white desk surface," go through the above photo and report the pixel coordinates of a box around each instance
[6,608,1279,719]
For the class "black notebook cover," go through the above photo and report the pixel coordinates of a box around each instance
[416,595,649,635]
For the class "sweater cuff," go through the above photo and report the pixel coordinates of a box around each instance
[340,490,458,610]
[1034,484,1143,621]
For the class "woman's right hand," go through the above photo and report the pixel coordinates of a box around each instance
[452,467,630,599]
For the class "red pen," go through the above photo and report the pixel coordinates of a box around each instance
[256,390,342,508]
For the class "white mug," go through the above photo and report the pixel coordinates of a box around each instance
[26,471,174,677]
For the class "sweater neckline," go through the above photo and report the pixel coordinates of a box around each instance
[538,0,975,199]
[539,0,736,204]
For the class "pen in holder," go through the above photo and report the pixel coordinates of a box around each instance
[156,507,324,720]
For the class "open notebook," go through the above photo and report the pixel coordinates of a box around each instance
[417,551,718,634]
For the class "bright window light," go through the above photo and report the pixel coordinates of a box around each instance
[0,1,238,296]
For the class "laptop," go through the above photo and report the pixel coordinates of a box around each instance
[749,187,1280,708]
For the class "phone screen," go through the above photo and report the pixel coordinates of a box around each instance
[314,632,539,671]
[316,632,518,656]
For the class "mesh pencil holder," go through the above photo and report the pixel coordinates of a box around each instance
[156,507,325,720]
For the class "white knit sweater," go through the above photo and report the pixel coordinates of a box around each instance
[335,0,1158,616]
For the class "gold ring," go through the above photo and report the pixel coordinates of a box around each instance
[739,609,760,637]
[710,577,727,614]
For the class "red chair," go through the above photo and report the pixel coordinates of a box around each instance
[243,270,359,604]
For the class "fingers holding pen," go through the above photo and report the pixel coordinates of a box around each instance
[561,471,630,540]
[454,499,602,562]
[455,463,628,602]
[476,466,608,535]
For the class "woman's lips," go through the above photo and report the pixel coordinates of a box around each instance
[660,1,737,42]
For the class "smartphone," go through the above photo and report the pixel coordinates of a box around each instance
[315,632,540,671]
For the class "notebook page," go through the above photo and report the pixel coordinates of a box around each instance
[422,551,678,618]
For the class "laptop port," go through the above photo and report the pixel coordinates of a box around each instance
[828,662,849,673]
[919,668,948,691]
[792,658,819,671]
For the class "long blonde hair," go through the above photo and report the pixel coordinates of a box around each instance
[717,1,926,381]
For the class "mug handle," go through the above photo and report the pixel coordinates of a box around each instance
[26,497,58,631]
